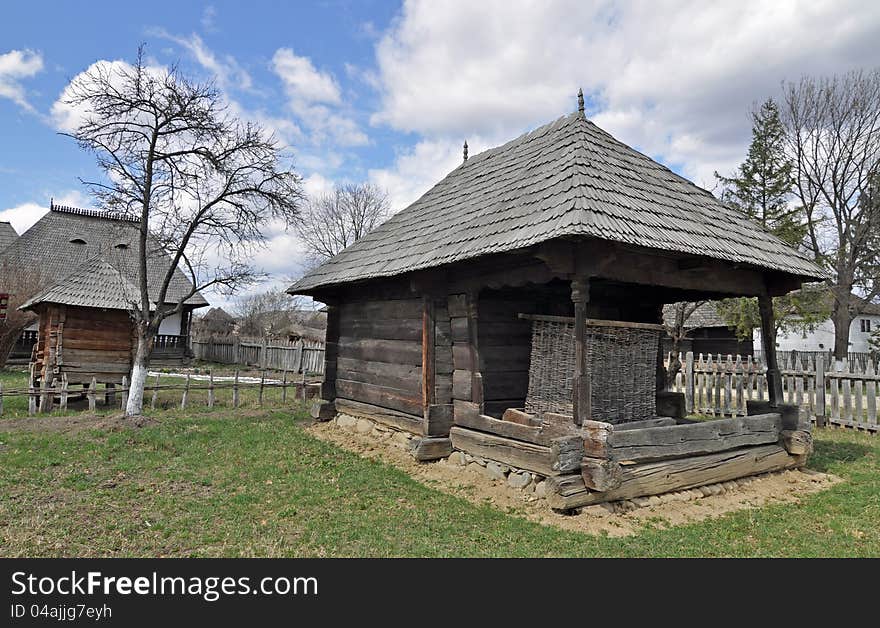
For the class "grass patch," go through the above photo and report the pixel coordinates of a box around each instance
[1,370,879,557]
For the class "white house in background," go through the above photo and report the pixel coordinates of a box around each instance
[754,297,880,354]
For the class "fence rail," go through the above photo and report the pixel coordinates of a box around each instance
[0,369,322,416]
[191,337,325,374]
[668,351,879,432]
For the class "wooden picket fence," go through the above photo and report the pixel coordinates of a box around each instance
[0,370,322,417]
[191,337,325,374]
[668,351,880,432]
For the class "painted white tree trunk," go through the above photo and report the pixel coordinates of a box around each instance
[125,335,151,416]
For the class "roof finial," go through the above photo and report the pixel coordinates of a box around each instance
[50,197,54,210]
[577,88,584,114]
[463,140,468,162]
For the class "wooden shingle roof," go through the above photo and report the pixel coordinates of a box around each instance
[2,204,207,308]
[290,110,824,293]
[0,221,17,253]
[20,256,142,311]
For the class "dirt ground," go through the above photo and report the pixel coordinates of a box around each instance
[0,413,159,434]
[308,420,842,537]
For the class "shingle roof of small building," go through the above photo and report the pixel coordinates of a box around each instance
[0,221,18,253]
[2,204,207,308]
[290,110,825,293]
[20,256,142,311]
[662,302,727,330]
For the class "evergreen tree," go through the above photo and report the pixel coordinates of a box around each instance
[714,98,826,342]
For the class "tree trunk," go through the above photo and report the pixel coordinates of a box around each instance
[125,332,153,416]
[832,302,852,368]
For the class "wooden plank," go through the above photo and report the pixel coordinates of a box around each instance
[335,379,423,416]
[336,360,422,392]
[338,317,422,341]
[338,337,422,366]
[335,398,425,436]
[454,403,551,445]
[340,299,423,320]
[422,296,435,412]
[609,414,781,463]
[684,351,694,414]
[546,444,806,509]
[449,426,581,476]
[517,313,665,331]
[867,361,877,425]
[501,408,540,426]
[615,417,678,431]
[843,377,852,423]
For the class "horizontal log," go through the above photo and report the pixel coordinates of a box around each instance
[334,398,425,436]
[340,299,423,320]
[336,357,422,392]
[546,444,806,510]
[454,403,550,445]
[449,426,581,476]
[581,457,623,491]
[409,437,453,461]
[335,379,423,416]
[781,430,813,455]
[502,408,540,427]
[339,317,423,341]
[615,417,678,431]
[338,337,423,366]
[517,313,665,331]
[610,414,782,464]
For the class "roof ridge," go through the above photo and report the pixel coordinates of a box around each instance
[50,201,140,223]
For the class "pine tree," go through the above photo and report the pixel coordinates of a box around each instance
[714,98,825,341]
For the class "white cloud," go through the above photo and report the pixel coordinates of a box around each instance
[201,5,218,33]
[272,48,341,104]
[370,0,880,190]
[0,49,44,112]
[271,48,368,147]
[151,29,252,91]
[0,190,90,234]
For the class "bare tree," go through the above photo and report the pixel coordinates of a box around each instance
[0,262,42,368]
[781,69,880,364]
[662,301,706,384]
[63,48,303,415]
[233,288,304,339]
[296,182,389,265]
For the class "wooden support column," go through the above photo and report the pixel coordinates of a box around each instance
[466,291,484,413]
[758,294,783,407]
[321,304,340,401]
[571,278,591,426]
[422,295,436,412]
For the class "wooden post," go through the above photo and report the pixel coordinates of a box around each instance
[422,295,436,415]
[301,368,307,401]
[39,375,51,414]
[0,381,4,416]
[88,377,97,412]
[105,383,116,407]
[466,291,484,412]
[121,376,128,410]
[208,371,215,408]
[259,370,265,406]
[260,336,268,369]
[28,363,36,416]
[181,374,190,409]
[758,294,783,407]
[684,351,694,414]
[60,374,68,412]
[281,369,288,404]
[151,373,160,410]
[233,335,241,364]
[571,277,591,425]
[233,370,240,408]
[321,305,340,401]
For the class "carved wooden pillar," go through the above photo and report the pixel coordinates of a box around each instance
[571,277,591,425]
[466,290,484,413]
[758,294,783,407]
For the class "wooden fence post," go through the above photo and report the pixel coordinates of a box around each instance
[121,376,128,410]
[259,370,265,406]
[684,351,694,414]
[281,370,288,404]
[60,374,68,412]
[866,360,877,427]
[0,381,4,416]
[28,364,36,416]
[233,336,241,364]
[181,374,190,410]
[233,370,240,408]
[208,371,215,408]
[88,377,96,412]
[151,373,160,410]
[301,368,307,401]
[260,336,268,370]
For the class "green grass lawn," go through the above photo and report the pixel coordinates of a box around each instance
[1,369,879,557]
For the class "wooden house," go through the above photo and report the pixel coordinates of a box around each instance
[0,221,18,253]
[7,203,208,388]
[289,96,825,509]
[662,301,754,357]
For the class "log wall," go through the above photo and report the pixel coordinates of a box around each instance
[335,297,425,417]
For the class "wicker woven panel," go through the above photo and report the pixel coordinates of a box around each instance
[525,319,659,423]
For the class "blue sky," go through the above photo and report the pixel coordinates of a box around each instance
[3,1,880,308]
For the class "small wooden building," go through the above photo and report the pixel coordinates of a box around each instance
[662,301,754,357]
[8,204,207,388]
[289,97,825,508]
